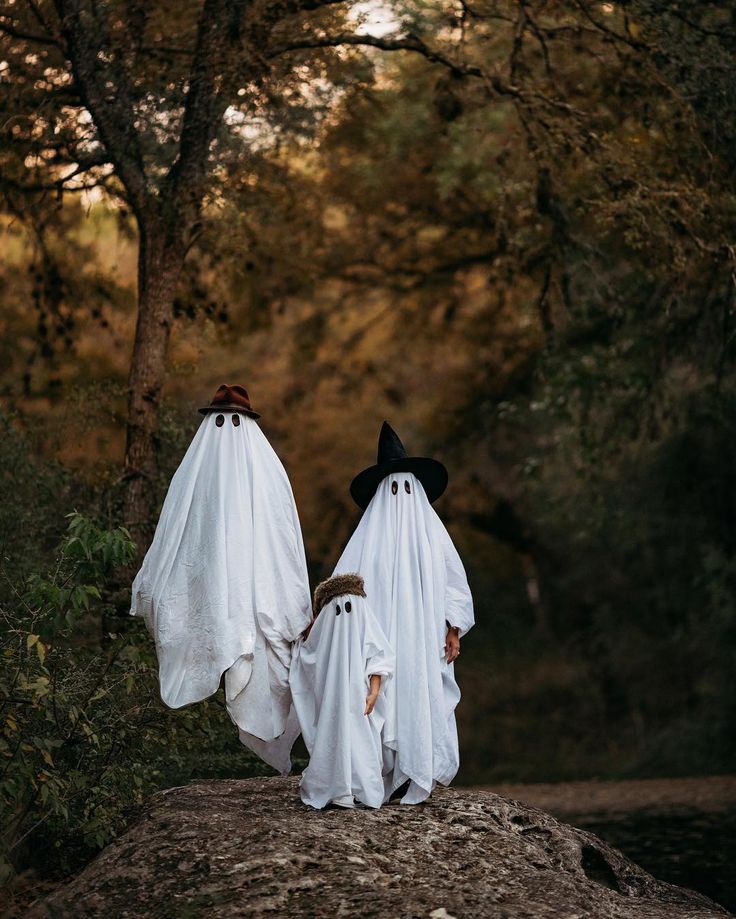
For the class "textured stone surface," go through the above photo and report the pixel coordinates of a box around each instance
[29,778,730,918]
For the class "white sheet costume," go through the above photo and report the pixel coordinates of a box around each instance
[334,424,474,804]
[290,574,394,809]
[130,385,311,744]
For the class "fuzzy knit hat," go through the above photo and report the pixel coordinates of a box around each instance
[313,573,366,615]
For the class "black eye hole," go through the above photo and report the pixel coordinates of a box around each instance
[404,480,411,494]
[215,414,225,427]
[232,413,240,427]
[335,603,341,616]
[391,481,398,495]
[345,600,352,613]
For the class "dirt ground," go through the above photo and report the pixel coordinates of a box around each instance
[483,775,736,817]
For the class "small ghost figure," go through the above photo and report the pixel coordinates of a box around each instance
[290,573,395,809]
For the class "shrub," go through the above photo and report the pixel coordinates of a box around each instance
[0,513,268,891]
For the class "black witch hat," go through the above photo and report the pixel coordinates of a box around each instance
[349,422,448,510]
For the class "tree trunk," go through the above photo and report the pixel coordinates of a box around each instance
[123,219,185,559]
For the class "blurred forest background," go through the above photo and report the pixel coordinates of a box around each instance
[2,0,736,894]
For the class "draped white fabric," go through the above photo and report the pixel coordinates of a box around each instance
[130,413,311,742]
[333,472,474,804]
[290,593,394,809]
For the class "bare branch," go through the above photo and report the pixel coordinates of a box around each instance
[270,31,486,80]
[139,44,192,58]
[270,31,580,108]
[1,172,108,194]
[0,17,62,47]
[51,0,149,217]
[571,0,649,51]
[27,0,61,39]
[295,0,351,8]
[165,0,237,230]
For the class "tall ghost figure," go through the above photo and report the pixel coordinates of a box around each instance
[333,422,474,804]
[130,384,312,744]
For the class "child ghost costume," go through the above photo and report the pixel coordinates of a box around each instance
[290,574,394,809]
[334,422,474,805]
[130,384,312,743]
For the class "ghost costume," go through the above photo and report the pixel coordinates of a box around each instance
[334,425,473,804]
[291,574,394,809]
[130,386,311,743]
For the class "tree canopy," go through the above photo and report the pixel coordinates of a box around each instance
[1,0,736,847]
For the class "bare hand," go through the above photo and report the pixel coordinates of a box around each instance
[445,627,460,664]
[364,691,379,715]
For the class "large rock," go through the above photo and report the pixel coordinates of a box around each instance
[30,778,729,918]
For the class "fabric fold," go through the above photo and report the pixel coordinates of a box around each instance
[291,592,395,809]
[130,413,311,743]
[333,471,474,804]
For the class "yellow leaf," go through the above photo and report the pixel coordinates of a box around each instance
[42,750,54,767]
[26,634,39,650]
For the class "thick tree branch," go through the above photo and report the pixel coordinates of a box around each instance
[26,0,61,41]
[2,153,112,193]
[165,0,254,238]
[51,0,149,217]
[0,17,62,47]
[1,174,109,194]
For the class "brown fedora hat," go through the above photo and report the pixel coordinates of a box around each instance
[198,384,261,419]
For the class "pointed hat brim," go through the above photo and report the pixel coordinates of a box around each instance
[349,456,448,509]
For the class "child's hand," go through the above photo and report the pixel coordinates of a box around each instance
[364,690,379,715]
[365,673,381,714]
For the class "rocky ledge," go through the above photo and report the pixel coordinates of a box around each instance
[29,777,729,918]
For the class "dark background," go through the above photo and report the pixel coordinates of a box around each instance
[1,0,735,898]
